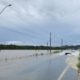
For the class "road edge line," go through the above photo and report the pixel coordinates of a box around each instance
[57,65,69,80]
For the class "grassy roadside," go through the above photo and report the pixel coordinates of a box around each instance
[77,51,80,74]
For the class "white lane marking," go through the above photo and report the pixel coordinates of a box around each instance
[57,65,69,80]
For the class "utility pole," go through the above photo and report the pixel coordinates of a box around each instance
[61,39,63,47]
[47,42,48,54]
[61,39,63,51]
[50,32,52,54]
[47,42,48,47]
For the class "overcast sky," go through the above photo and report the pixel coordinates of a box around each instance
[0,0,80,46]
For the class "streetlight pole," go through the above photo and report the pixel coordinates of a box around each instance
[0,4,12,15]
[0,4,12,54]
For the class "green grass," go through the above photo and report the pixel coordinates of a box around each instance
[77,51,80,71]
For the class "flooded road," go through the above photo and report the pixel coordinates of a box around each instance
[0,54,78,80]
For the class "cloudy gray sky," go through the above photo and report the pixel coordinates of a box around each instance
[0,0,80,46]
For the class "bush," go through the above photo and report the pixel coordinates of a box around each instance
[77,62,80,69]
[41,53,44,55]
[77,52,80,72]
[78,57,80,61]
[35,53,38,56]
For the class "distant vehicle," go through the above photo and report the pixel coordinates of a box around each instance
[65,52,71,55]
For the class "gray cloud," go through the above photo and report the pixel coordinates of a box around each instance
[0,0,80,45]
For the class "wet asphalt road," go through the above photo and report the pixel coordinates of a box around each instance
[0,54,78,80]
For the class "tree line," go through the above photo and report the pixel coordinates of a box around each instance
[0,44,80,50]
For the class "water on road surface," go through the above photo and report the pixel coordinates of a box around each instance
[0,52,78,80]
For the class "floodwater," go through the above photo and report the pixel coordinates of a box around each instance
[0,50,78,80]
[63,67,78,80]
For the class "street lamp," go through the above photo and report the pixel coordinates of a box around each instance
[0,4,12,15]
[0,4,12,53]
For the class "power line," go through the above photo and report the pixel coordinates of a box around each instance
[0,1,50,39]
[61,39,63,47]
[0,26,48,43]
[0,1,55,45]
